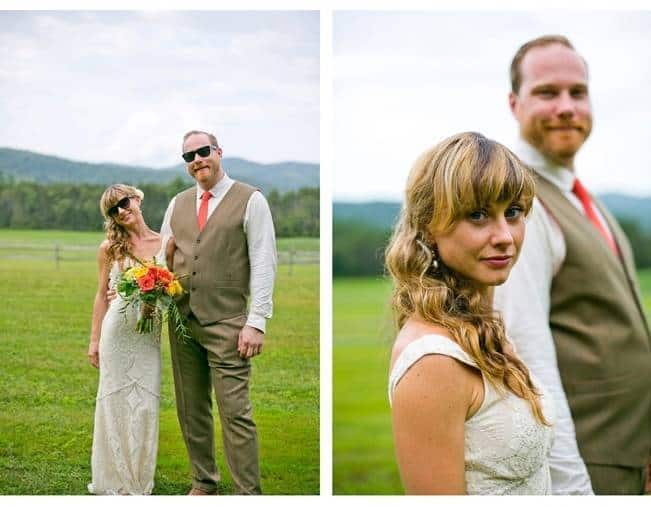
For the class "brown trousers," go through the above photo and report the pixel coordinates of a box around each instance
[586,463,647,495]
[169,313,260,494]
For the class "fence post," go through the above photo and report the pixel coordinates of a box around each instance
[54,243,60,270]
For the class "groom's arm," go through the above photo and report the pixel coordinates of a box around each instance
[159,196,176,238]
[494,199,594,495]
[243,191,277,335]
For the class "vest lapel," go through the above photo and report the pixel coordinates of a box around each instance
[592,198,651,337]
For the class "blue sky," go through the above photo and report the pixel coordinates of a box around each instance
[0,11,319,167]
[334,10,651,200]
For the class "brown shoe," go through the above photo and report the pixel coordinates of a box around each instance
[188,487,218,495]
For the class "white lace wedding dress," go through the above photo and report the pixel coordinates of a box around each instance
[88,247,165,495]
[389,334,556,495]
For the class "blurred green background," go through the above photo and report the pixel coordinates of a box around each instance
[332,267,651,494]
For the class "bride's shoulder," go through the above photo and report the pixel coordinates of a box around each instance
[97,239,111,259]
[391,319,453,361]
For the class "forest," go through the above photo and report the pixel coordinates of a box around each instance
[0,177,319,238]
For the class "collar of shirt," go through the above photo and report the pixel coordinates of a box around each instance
[514,137,613,236]
[514,137,575,193]
[195,172,232,203]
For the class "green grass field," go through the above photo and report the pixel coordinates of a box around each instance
[333,271,651,495]
[0,230,319,495]
[0,229,318,252]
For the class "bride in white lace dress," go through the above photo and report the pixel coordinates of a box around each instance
[87,184,165,495]
[385,133,555,495]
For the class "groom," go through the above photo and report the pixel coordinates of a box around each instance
[494,36,651,494]
[160,130,277,495]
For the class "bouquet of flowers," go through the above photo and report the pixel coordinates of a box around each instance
[116,259,191,340]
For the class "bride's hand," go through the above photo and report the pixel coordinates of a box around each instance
[106,288,117,302]
[88,341,99,369]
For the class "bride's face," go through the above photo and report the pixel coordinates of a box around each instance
[431,200,526,288]
[111,195,141,228]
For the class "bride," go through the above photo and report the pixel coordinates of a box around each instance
[386,132,555,494]
[87,184,166,495]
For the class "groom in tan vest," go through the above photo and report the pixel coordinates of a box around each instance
[494,35,651,495]
[160,130,277,495]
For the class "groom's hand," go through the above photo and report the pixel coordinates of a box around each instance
[238,325,264,358]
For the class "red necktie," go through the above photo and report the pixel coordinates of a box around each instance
[197,191,212,231]
[571,178,618,255]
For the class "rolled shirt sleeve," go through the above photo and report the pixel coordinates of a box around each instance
[243,191,277,333]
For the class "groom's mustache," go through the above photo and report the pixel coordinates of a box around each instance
[545,122,586,132]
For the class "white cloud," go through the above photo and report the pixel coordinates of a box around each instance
[0,11,319,166]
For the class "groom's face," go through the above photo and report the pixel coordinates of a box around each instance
[183,133,223,189]
[509,43,592,169]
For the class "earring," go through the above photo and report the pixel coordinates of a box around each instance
[416,239,440,271]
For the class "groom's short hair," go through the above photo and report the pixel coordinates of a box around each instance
[182,130,220,149]
[510,35,577,94]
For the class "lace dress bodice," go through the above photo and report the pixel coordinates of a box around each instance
[389,334,555,495]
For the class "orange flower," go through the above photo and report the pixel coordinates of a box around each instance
[155,267,174,285]
[137,272,156,292]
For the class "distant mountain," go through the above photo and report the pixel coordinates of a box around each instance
[599,193,651,231]
[334,201,402,230]
[0,147,318,194]
[335,194,651,232]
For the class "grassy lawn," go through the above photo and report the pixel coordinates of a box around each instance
[0,230,319,495]
[333,277,401,495]
[333,270,651,495]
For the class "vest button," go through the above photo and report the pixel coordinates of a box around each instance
[196,239,200,244]
[192,272,196,276]
[194,256,199,260]
[191,288,196,292]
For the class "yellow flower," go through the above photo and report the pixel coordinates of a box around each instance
[132,266,149,279]
[166,280,183,297]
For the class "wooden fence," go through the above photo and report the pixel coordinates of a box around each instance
[0,243,319,273]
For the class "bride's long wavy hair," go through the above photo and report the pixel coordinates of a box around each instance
[385,132,549,425]
[99,184,144,264]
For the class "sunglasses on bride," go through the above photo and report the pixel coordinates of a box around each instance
[182,145,218,163]
[107,196,136,217]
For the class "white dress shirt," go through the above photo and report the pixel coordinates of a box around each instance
[160,173,277,333]
[493,138,595,495]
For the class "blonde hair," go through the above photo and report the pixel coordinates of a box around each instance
[385,132,549,425]
[99,184,144,264]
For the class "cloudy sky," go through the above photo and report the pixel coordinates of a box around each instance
[334,10,651,201]
[0,11,319,167]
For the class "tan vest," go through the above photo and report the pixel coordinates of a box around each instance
[536,175,651,467]
[170,181,256,325]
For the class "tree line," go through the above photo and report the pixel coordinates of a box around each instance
[334,217,651,277]
[0,177,318,238]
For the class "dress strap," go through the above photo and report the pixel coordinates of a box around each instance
[388,334,478,405]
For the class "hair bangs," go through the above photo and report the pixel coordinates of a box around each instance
[430,138,535,233]
[474,146,534,212]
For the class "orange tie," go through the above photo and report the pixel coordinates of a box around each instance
[571,178,618,255]
[198,191,212,231]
